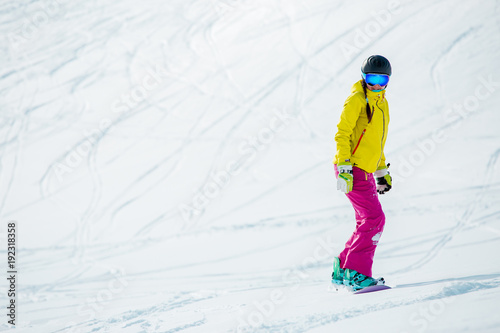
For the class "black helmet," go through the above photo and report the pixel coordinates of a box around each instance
[361,55,392,76]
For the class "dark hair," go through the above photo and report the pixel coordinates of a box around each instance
[361,80,373,123]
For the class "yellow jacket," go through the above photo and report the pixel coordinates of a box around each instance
[334,80,389,173]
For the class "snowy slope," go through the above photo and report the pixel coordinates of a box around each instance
[1,0,500,332]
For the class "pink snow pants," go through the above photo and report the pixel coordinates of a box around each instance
[335,165,385,277]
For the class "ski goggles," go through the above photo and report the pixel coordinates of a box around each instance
[362,73,390,87]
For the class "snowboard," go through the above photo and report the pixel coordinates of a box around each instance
[353,284,391,294]
[330,282,391,294]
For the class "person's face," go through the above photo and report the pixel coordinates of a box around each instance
[366,83,386,91]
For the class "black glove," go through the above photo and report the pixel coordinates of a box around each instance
[374,167,392,195]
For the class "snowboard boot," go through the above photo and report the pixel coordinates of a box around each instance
[331,257,344,285]
[343,269,384,291]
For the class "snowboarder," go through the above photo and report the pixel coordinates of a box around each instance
[331,55,393,291]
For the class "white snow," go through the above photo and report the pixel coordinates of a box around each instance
[1,0,500,332]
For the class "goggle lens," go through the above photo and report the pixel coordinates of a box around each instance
[363,73,390,87]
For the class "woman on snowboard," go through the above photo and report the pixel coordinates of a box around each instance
[332,55,393,291]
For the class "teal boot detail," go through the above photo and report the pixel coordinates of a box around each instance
[343,269,384,291]
[331,257,344,285]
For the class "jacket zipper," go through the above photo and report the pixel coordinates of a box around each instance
[352,129,365,156]
[352,103,373,156]
[376,100,385,167]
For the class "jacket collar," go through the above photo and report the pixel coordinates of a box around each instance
[352,80,385,101]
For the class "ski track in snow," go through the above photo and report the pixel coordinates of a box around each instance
[1,0,500,332]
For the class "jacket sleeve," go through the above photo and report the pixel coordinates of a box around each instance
[335,93,363,163]
[378,151,386,170]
